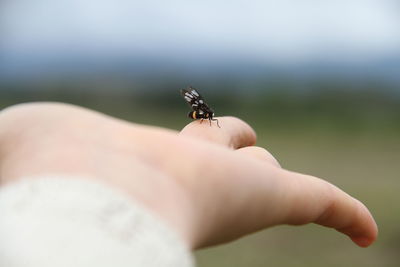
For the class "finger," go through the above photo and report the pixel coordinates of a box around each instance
[270,169,378,247]
[235,146,281,168]
[179,116,256,149]
[189,148,378,248]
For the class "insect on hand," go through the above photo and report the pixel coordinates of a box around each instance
[180,86,221,128]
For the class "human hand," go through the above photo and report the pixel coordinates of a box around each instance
[0,103,377,249]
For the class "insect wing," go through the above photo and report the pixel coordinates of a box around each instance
[181,88,203,111]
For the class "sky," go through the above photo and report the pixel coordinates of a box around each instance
[0,0,399,78]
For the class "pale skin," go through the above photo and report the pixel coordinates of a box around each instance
[0,103,377,249]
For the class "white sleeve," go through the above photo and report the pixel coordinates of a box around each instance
[0,176,194,267]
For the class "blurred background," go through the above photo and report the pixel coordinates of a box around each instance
[0,0,399,266]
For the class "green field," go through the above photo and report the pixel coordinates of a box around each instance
[0,88,399,266]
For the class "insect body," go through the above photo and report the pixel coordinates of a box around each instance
[180,87,220,127]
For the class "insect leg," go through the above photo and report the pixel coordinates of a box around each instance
[211,118,221,128]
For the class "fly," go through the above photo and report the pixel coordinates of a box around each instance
[180,86,220,128]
